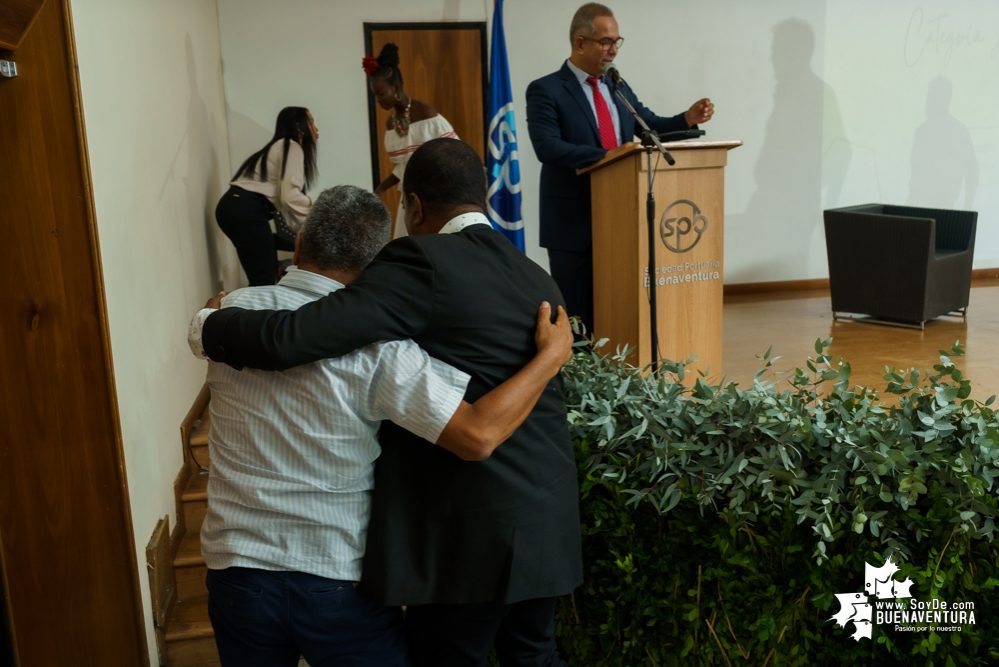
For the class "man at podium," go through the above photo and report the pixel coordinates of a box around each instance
[526,2,714,334]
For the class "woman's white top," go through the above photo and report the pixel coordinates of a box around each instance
[384,115,458,238]
[231,140,313,232]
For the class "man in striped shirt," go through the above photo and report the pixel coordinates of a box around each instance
[196,185,571,667]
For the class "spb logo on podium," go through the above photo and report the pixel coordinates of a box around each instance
[660,199,708,253]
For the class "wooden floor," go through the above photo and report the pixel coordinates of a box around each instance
[721,278,999,401]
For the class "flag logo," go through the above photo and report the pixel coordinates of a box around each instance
[487,0,525,250]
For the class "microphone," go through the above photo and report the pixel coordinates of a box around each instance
[603,61,623,90]
[602,61,675,165]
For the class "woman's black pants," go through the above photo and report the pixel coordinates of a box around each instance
[216,186,281,286]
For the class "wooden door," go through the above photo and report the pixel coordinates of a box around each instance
[0,1,148,664]
[365,23,487,228]
[0,568,11,667]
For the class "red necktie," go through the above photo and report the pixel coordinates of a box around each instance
[585,76,619,150]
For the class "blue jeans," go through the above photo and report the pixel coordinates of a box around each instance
[206,567,411,667]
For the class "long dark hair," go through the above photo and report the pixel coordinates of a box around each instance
[234,106,317,191]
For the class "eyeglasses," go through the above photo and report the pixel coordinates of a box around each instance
[582,36,625,51]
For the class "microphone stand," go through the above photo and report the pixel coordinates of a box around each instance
[610,78,675,378]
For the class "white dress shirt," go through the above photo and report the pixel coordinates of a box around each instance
[438,211,492,234]
[566,59,623,144]
[199,267,469,581]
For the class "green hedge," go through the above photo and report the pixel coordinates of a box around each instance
[549,339,999,666]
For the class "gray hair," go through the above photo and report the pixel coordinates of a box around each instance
[570,2,614,43]
[298,185,390,275]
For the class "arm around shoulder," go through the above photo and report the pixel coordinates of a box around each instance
[202,239,438,370]
[435,303,573,461]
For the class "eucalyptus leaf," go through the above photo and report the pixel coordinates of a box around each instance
[553,334,999,665]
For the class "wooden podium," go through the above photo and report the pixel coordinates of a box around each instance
[578,140,742,377]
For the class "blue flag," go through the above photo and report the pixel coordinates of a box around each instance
[487,0,524,250]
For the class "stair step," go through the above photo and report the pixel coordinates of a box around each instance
[181,472,209,533]
[174,530,205,568]
[188,411,212,473]
[185,498,208,533]
[174,529,207,601]
[165,594,213,643]
[166,635,220,667]
[190,413,211,447]
[189,442,211,472]
[176,562,208,599]
[183,472,209,503]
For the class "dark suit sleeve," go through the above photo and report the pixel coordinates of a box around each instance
[526,80,608,170]
[624,83,692,137]
[202,238,435,371]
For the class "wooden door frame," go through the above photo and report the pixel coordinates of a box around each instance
[363,22,488,189]
[0,549,12,667]
[0,0,148,663]
[60,5,148,659]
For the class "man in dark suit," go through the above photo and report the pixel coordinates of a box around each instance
[526,2,715,334]
[193,138,580,667]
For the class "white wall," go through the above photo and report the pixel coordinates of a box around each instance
[216,0,999,283]
[823,1,999,274]
[71,1,235,662]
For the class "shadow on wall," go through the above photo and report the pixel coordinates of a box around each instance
[225,105,271,178]
[728,17,850,283]
[155,35,240,296]
[906,76,979,210]
[184,34,243,293]
[184,34,219,295]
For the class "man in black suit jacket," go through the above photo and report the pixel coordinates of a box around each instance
[195,139,580,667]
[526,2,715,334]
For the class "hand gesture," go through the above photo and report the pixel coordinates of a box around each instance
[684,98,714,127]
[534,302,573,369]
[205,291,226,310]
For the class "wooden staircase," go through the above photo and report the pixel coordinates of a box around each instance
[155,388,308,667]
[164,395,219,667]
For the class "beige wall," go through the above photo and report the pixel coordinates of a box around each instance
[71,1,235,662]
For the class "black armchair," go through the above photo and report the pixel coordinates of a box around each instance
[823,204,977,329]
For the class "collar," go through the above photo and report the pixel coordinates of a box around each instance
[439,212,491,235]
[277,266,345,296]
[566,59,602,84]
